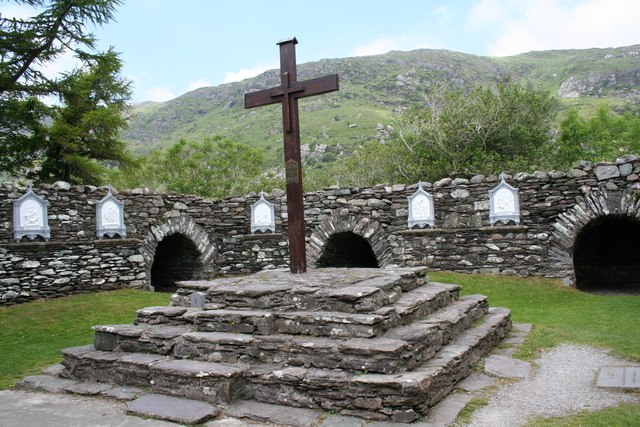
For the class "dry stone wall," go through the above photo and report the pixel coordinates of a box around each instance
[1,155,639,305]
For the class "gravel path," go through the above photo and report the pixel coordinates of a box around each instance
[469,344,640,426]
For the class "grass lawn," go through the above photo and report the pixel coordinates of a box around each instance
[0,274,638,426]
[0,289,170,389]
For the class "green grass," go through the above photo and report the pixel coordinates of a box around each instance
[0,289,170,389]
[429,272,640,361]
[526,403,640,427]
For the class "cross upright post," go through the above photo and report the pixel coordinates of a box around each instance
[245,37,339,273]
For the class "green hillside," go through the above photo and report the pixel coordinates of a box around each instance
[122,45,640,165]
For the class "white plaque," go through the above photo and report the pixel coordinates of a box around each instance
[96,187,126,238]
[407,183,435,228]
[251,192,276,233]
[13,185,51,241]
[489,174,520,225]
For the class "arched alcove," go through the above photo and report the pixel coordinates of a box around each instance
[573,215,640,292]
[151,233,203,292]
[316,232,379,268]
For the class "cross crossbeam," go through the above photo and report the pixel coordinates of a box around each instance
[245,37,339,273]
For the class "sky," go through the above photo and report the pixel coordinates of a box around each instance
[4,0,640,103]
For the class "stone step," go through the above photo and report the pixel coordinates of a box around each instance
[135,281,459,339]
[60,345,246,404]
[173,295,488,374]
[170,267,429,314]
[246,307,511,422]
[62,307,510,422]
[93,295,487,375]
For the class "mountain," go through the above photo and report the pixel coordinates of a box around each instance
[122,45,640,166]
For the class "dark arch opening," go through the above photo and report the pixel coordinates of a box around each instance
[151,233,203,292]
[316,232,379,268]
[573,215,640,293]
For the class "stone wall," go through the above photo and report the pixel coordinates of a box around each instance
[1,155,639,305]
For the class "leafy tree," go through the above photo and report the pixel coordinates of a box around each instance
[0,0,122,177]
[111,137,266,199]
[394,78,556,182]
[556,106,640,167]
[37,50,132,184]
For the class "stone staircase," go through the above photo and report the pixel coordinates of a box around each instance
[59,267,511,423]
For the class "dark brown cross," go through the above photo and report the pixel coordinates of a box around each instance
[245,37,339,273]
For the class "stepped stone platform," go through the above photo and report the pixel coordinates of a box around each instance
[59,267,511,423]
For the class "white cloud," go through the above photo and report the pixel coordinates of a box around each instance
[187,78,212,91]
[146,86,175,102]
[221,63,276,84]
[469,0,640,56]
[351,36,437,57]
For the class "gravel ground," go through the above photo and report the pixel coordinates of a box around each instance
[469,344,640,426]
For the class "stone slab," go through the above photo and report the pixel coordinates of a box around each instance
[0,390,175,427]
[318,414,366,426]
[492,347,518,356]
[206,419,273,426]
[65,381,113,396]
[424,392,475,425]
[17,375,78,393]
[511,323,533,332]
[456,372,496,391]
[226,400,322,427]
[127,393,220,424]
[484,355,531,379]
[596,367,640,389]
[101,386,144,400]
[42,363,65,376]
[503,336,526,345]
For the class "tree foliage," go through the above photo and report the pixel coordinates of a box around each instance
[110,137,267,199]
[0,0,124,180]
[37,50,132,184]
[556,106,640,167]
[393,78,556,182]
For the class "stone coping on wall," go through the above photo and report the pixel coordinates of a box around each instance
[396,225,529,236]
[2,238,142,250]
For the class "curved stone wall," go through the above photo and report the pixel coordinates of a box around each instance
[1,155,639,304]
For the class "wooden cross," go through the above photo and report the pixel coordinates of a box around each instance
[245,37,339,274]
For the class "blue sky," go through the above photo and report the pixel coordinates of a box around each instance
[4,0,640,102]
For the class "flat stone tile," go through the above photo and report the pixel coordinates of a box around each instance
[317,414,366,426]
[206,418,272,426]
[127,393,220,424]
[41,363,65,376]
[492,347,518,356]
[457,372,496,391]
[511,323,533,332]
[424,392,474,425]
[102,386,144,400]
[597,367,640,389]
[65,381,112,396]
[503,336,526,346]
[17,375,78,393]
[509,331,529,337]
[485,355,531,379]
[227,400,322,427]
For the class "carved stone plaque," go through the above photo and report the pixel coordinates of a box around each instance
[13,185,51,241]
[96,187,127,238]
[489,175,521,225]
[407,183,435,228]
[285,159,299,184]
[251,192,276,233]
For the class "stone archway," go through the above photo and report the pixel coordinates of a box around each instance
[307,210,403,268]
[550,188,640,289]
[141,214,217,290]
[316,231,380,268]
